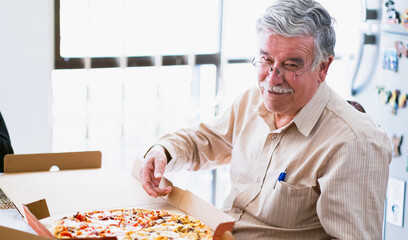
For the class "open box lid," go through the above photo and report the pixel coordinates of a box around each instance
[0,151,235,239]
[3,151,102,173]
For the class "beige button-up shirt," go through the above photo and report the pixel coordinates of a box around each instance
[158,82,392,240]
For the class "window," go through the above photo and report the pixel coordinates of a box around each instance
[54,0,222,205]
[54,0,359,207]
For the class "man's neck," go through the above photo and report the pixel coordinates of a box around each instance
[274,113,295,129]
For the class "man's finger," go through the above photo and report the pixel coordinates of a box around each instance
[219,231,234,240]
[151,176,160,186]
[154,157,167,179]
[151,185,172,196]
[142,181,158,198]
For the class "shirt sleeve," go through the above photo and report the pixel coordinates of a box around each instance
[0,112,14,172]
[156,103,238,172]
[316,137,391,239]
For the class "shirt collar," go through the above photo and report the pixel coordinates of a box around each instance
[293,82,330,137]
[257,82,330,136]
[257,102,276,131]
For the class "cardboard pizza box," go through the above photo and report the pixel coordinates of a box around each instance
[0,225,50,240]
[0,151,235,240]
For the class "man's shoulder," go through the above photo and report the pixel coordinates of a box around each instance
[325,91,388,142]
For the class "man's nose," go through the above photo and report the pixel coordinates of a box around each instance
[266,67,283,85]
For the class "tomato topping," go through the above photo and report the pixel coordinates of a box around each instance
[60,232,72,237]
[76,213,87,222]
[80,224,88,230]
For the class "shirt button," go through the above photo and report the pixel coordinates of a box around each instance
[271,135,277,139]
[234,207,243,214]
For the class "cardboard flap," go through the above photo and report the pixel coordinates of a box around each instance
[23,199,54,238]
[178,190,235,232]
[164,185,185,209]
[0,225,51,240]
[166,188,235,238]
[4,151,101,173]
[24,199,50,220]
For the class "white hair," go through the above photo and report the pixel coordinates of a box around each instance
[256,0,336,68]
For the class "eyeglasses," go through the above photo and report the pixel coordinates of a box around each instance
[251,57,314,81]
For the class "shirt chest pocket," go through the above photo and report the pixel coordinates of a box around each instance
[258,181,321,229]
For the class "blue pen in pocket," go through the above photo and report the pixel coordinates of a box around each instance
[273,168,287,189]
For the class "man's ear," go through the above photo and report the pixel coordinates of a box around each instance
[318,56,334,83]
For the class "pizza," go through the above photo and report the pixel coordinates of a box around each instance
[50,208,213,240]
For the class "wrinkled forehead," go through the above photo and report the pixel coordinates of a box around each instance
[257,33,316,65]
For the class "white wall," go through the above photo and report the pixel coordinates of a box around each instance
[0,0,53,153]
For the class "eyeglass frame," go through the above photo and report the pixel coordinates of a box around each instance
[251,56,315,81]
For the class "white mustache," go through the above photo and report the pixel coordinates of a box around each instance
[260,81,293,94]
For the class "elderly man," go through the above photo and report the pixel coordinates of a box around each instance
[140,0,392,239]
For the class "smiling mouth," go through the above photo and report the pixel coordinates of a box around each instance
[260,82,293,94]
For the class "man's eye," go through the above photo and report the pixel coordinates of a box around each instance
[261,57,274,64]
[284,63,299,71]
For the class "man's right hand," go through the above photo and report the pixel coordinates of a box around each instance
[140,145,172,198]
